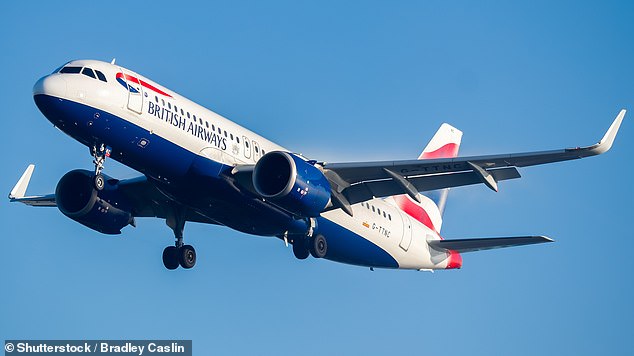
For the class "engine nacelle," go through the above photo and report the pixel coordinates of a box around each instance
[253,151,331,217]
[55,170,134,235]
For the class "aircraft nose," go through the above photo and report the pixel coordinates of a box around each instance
[33,74,67,97]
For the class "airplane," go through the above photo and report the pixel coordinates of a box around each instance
[9,59,626,271]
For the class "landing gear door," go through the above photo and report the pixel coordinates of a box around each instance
[120,69,143,114]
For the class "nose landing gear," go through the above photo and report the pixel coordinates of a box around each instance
[91,143,110,191]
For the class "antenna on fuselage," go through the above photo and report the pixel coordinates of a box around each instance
[111,58,116,65]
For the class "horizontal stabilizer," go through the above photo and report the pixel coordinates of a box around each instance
[429,235,553,253]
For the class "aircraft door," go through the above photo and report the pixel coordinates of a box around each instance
[120,69,143,114]
[252,140,261,161]
[242,136,251,159]
[398,211,413,251]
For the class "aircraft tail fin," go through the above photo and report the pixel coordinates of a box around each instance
[390,123,463,233]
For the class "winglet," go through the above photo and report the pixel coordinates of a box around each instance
[9,164,35,199]
[591,109,626,154]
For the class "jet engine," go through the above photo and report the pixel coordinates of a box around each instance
[55,170,134,234]
[253,151,331,217]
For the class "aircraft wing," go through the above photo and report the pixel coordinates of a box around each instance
[321,109,626,208]
[429,235,553,253]
[9,165,216,224]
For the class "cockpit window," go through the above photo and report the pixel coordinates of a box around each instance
[95,70,107,82]
[60,66,82,74]
[52,63,69,74]
[82,67,96,79]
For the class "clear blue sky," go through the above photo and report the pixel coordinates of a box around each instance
[1,1,633,354]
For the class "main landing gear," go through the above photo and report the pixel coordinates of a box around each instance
[162,209,197,270]
[291,220,328,260]
[292,235,328,259]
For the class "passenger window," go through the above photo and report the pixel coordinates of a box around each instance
[262,149,265,155]
[95,70,107,82]
[155,96,159,103]
[377,208,381,215]
[245,141,250,148]
[205,122,209,128]
[193,115,197,121]
[199,118,203,125]
[212,124,215,131]
[230,133,234,140]
[60,66,82,74]
[181,109,184,115]
[218,127,222,134]
[255,146,259,153]
[224,131,228,138]
[161,99,165,106]
[388,214,391,221]
[383,211,386,218]
[174,105,178,112]
[187,112,190,118]
[168,102,171,109]
[372,206,375,213]
[236,137,240,144]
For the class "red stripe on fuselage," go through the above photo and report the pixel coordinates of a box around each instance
[420,143,459,159]
[116,73,173,98]
[393,195,437,232]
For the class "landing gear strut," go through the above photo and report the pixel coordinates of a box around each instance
[162,208,197,270]
[91,143,109,191]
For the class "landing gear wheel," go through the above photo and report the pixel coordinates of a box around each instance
[94,174,105,191]
[162,246,179,270]
[310,235,328,258]
[179,244,196,269]
[292,238,310,260]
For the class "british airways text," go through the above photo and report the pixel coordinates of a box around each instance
[147,101,227,150]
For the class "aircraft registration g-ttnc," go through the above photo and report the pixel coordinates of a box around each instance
[10,59,626,271]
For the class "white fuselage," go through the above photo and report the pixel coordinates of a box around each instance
[34,59,457,270]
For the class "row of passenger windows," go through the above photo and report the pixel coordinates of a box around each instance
[360,202,392,221]
[60,66,107,82]
[154,95,266,155]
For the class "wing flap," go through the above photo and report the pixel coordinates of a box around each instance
[429,235,554,253]
[11,194,57,206]
[342,166,520,205]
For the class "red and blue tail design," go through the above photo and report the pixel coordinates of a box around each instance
[389,123,463,268]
